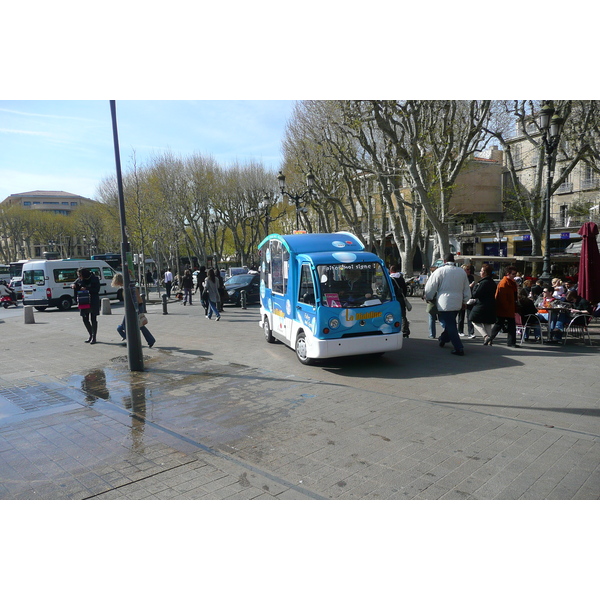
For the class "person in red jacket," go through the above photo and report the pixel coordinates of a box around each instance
[489,266,519,347]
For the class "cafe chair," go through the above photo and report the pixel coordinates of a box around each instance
[515,312,545,344]
[562,314,593,346]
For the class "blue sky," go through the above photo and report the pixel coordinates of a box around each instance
[0,100,297,201]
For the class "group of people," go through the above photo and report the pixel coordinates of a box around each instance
[72,263,229,347]
[423,254,598,355]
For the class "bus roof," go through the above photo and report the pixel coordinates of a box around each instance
[258,232,365,254]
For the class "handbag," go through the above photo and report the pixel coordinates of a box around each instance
[77,289,91,309]
[138,313,148,327]
[404,296,412,311]
[425,294,438,316]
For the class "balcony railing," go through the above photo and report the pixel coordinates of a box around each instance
[449,217,589,236]
[556,182,573,194]
[581,178,600,190]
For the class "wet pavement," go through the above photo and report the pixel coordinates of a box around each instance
[1,295,600,500]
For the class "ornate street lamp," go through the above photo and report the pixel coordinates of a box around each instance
[209,217,218,268]
[496,226,504,257]
[277,171,315,231]
[539,103,565,284]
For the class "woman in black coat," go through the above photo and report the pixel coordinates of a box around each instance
[469,264,497,345]
[72,267,101,344]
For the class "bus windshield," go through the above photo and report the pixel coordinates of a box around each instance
[316,262,392,308]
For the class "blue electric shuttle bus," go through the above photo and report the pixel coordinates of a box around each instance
[258,232,403,365]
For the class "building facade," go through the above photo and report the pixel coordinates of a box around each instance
[0,190,99,261]
[2,190,95,215]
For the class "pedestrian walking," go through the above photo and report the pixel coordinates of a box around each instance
[203,268,221,320]
[215,268,226,312]
[389,265,410,338]
[489,266,519,347]
[72,267,101,344]
[111,273,156,348]
[424,253,471,356]
[163,267,173,298]
[469,264,497,345]
[181,269,193,305]
[458,264,476,338]
[195,266,207,297]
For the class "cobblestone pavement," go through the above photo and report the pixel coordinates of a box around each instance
[1,296,599,501]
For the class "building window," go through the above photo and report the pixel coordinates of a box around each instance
[556,169,573,194]
[582,164,599,190]
[23,201,31,206]
[511,145,522,169]
[559,205,570,227]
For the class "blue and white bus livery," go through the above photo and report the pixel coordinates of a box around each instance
[258,232,403,365]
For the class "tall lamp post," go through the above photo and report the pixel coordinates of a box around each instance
[539,103,565,284]
[259,194,275,237]
[495,226,504,258]
[277,171,315,231]
[209,217,218,269]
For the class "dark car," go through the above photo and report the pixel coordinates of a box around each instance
[224,273,260,305]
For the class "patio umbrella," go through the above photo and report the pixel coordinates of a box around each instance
[577,221,600,304]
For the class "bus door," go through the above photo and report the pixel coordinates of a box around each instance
[296,263,318,336]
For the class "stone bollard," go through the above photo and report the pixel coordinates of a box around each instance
[140,292,147,313]
[24,306,35,324]
[101,297,112,315]
[241,289,247,309]
[162,293,168,315]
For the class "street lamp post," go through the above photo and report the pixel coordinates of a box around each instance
[258,194,275,237]
[277,171,315,231]
[495,226,504,257]
[209,217,218,269]
[539,103,565,284]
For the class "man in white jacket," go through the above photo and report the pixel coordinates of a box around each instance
[424,253,471,355]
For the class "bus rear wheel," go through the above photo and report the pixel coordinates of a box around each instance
[58,296,72,311]
[295,332,314,365]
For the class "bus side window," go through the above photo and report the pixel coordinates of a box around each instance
[298,264,315,306]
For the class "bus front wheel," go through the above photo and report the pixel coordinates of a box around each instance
[263,316,275,343]
[295,332,314,365]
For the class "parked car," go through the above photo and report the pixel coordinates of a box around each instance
[224,273,260,305]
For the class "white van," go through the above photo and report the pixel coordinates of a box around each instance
[22,259,123,311]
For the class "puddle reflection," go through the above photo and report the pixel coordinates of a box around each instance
[78,368,147,451]
[81,370,109,405]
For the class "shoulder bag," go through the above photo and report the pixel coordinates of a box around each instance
[77,289,91,309]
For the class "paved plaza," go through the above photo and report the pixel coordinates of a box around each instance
[1,294,599,501]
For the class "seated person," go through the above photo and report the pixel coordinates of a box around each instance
[517,288,540,340]
[0,280,17,304]
[535,286,568,341]
[338,268,373,305]
[552,278,566,300]
[530,279,544,300]
[564,290,592,317]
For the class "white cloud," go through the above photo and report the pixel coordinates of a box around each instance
[0,128,54,137]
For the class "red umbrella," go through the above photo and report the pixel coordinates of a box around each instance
[577,221,600,304]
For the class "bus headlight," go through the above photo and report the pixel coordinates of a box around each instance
[384,313,394,324]
[329,318,340,329]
